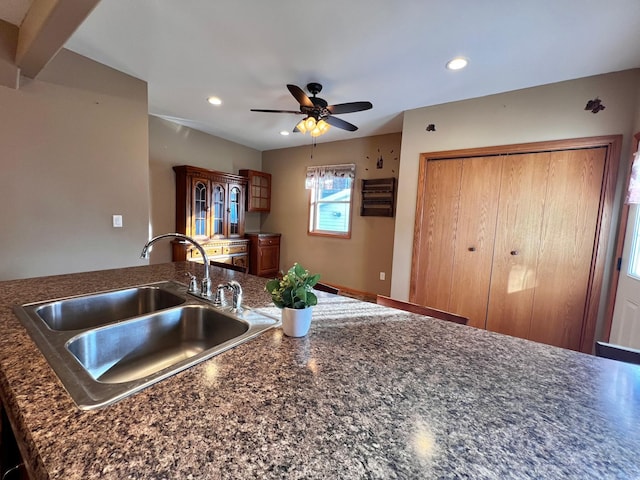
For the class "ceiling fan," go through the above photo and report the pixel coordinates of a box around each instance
[250,83,373,136]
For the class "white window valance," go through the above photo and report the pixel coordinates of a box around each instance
[305,164,356,190]
[626,151,640,205]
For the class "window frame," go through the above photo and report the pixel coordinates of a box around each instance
[307,166,355,239]
[628,205,640,280]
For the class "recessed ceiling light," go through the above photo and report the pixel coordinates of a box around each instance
[207,96,222,106]
[280,131,290,136]
[446,57,468,70]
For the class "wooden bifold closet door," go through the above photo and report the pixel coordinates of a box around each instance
[410,137,619,352]
[412,156,501,329]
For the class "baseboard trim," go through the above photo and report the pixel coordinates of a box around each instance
[329,283,378,303]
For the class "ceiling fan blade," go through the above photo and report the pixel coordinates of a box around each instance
[287,84,314,108]
[327,101,373,115]
[325,116,358,132]
[250,109,303,114]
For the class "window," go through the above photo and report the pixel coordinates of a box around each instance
[306,164,355,238]
[629,206,640,279]
[627,151,640,278]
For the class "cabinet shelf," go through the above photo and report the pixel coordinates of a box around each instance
[360,178,396,217]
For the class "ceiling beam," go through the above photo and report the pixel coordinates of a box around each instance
[15,0,100,79]
[0,19,19,88]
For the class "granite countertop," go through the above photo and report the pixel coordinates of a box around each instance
[0,262,639,479]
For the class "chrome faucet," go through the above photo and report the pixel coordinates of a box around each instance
[140,233,212,297]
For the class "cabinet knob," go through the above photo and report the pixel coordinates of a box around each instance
[468,247,476,252]
[510,250,519,256]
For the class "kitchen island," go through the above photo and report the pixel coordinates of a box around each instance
[0,262,639,479]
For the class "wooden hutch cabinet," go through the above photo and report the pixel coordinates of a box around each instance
[172,165,249,269]
[246,233,281,277]
[239,169,271,212]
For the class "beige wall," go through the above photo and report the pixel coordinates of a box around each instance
[147,115,262,263]
[0,49,149,281]
[261,133,401,294]
[635,89,640,134]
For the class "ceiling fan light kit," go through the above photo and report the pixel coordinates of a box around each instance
[251,82,373,138]
[296,117,331,137]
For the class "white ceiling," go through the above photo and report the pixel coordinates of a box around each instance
[8,1,640,152]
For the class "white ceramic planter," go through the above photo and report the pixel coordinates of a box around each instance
[281,307,313,337]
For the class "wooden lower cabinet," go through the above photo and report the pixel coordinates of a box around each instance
[246,233,281,278]
[411,137,618,352]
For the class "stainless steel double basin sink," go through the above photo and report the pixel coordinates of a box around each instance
[13,281,278,410]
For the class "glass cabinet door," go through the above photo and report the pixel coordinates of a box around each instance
[212,184,225,237]
[253,174,270,210]
[240,169,271,212]
[193,180,208,237]
[229,186,240,235]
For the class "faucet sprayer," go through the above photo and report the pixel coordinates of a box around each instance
[213,280,243,312]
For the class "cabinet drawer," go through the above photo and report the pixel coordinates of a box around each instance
[258,236,280,246]
[233,255,248,268]
[213,254,247,267]
[191,246,222,258]
[223,244,247,255]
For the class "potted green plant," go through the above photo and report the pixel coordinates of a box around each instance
[266,263,320,337]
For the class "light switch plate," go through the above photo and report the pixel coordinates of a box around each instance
[112,215,123,228]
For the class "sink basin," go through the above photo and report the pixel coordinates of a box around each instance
[13,281,279,409]
[67,305,249,383]
[32,284,186,331]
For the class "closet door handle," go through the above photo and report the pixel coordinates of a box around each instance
[510,250,519,256]
[468,247,476,252]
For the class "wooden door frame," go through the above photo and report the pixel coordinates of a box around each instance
[602,132,640,342]
[411,135,622,353]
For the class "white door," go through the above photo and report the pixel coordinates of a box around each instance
[610,203,640,349]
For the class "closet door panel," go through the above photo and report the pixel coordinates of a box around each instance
[411,159,462,311]
[529,148,606,349]
[449,156,502,329]
[486,153,550,338]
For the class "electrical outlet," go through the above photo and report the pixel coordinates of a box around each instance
[112,215,123,228]
[379,272,386,281]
